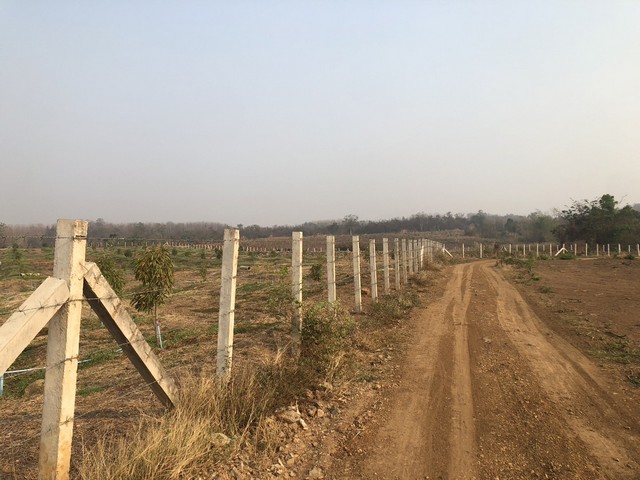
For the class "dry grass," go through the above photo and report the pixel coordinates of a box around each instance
[77,359,296,480]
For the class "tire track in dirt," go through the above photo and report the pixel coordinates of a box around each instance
[328,261,640,479]
[482,263,640,478]
[355,263,477,479]
[448,264,477,480]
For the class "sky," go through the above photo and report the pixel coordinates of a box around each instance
[1,1,639,226]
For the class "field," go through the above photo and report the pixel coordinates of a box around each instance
[1,242,639,479]
[0,237,426,479]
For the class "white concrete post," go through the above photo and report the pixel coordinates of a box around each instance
[536,243,539,257]
[462,243,465,258]
[608,244,611,256]
[327,236,337,304]
[408,240,414,275]
[291,232,303,346]
[352,236,362,313]
[480,243,483,259]
[409,240,418,273]
[39,219,87,480]
[382,238,390,294]
[216,228,239,378]
[509,244,512,254]
[585,243,588,257]
[413,240,419,272]
[401,239,408,284]
[369,239,378,302]
[618,244,621,255]
[394,238,401,290]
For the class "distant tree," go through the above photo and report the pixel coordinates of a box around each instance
[0,222,6,248]
[504,218,518,235]
[523,212,557,242]
[342,214,360,235]
[131,246,174,349]
[555,194,640,244]
[327,222,339,235]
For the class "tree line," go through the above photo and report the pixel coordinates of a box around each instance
[2,195,639,248]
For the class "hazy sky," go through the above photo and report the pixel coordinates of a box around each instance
[1,2,638,226]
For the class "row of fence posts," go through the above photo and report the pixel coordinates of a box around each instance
[215,232,443,376]
[450,242,640,258]
[3,220,637,479]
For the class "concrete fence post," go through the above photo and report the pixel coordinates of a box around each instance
[216,228,239,378]
[291,232,303,347]
[326,235,337,304]
[352,236,362,313]
[394,238,401,290]
[369,239,378,302]
[407,239,413,275]
[401,239,408,284]
[480,243,483,259]
[382,238,390,294]
[39,219,87,480]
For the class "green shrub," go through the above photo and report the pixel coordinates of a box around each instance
[309,263,323,282]
[96,256,125,296]
[266,267,294,319]
[370,292,419,323]
[301,302,356,381]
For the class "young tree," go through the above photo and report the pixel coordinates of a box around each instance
[95,256,125,296]
[131,246,174,349]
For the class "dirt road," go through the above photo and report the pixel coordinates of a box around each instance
[332,261,640,479]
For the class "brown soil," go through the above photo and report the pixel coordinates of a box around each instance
[3,250,640,479]
[324,260,640,479]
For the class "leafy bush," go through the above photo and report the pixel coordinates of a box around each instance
[301,302,356,381]
[266,267,294,319]
[309,263,323,282]
[370,292,419,323]
[95,256,125,296]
